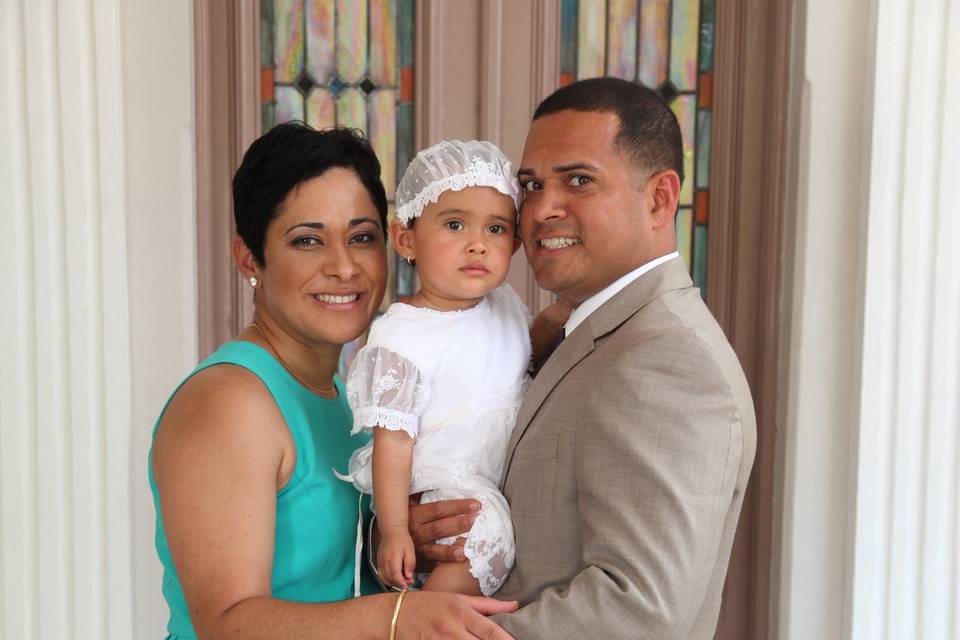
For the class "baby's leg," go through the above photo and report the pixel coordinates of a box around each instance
[422,560,482,596]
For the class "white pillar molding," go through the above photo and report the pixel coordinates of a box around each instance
[850,1,960,639]
[1,1,195,638]
[0,0,133,637]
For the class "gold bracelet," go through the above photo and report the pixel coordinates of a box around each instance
[389,588,408,640]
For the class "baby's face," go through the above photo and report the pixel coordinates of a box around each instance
[403,186,518,309]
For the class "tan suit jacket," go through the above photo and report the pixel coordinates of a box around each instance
[494,258,756,639]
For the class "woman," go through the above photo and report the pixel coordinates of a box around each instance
[149,123,516,639]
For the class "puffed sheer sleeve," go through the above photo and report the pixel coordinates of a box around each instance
[345,346,430,439]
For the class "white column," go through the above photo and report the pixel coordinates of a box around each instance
[0,0,132,637]
[0,1,196,638]
[851,1,960,639]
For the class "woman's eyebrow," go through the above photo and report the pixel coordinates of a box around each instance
[285,217,381,234]
[285,221,324,233]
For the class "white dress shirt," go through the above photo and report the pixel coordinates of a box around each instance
[564,251,681,336]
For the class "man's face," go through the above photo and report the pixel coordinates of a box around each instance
[518,110,658,306]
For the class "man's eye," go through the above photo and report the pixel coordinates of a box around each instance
[568,175,592,187]
[520,179,542,192]
[446,220,464,231]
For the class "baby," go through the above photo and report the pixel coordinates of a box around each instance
[344,140,568,596]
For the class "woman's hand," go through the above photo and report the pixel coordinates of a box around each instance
[378,526,417,589]
[396,592,518,640]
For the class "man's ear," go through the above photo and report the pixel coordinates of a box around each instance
[233,235,259,280]
[647,169,681,230]
[391,218,416,261]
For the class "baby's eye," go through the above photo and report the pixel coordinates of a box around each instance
[488,224,507,234]
[446,220,465,231]
[520,179,542,192]
[568,175,592,187]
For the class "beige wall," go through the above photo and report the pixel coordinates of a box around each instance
[122,1,198,636]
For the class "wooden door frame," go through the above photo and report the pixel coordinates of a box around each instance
[194,1,793,636]
[711,0,792,637]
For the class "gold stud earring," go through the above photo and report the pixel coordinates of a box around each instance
[249,276,258,287]
[405,256,414,265]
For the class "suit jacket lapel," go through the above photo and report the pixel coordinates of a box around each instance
[501,258,694,484]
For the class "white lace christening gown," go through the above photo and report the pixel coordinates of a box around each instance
[345,284,531,596]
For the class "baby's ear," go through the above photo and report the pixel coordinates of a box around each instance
[391,218,413,255]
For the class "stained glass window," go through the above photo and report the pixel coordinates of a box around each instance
[261,0,416,373]
[560,0,715,297]
[261,0,415,286]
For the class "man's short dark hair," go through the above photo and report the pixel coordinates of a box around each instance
[533,77,684,184]
[232,122,388,265]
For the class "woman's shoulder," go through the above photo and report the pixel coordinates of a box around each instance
[154,355,289,461]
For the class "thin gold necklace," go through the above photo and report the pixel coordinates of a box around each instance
[250,321,338,398]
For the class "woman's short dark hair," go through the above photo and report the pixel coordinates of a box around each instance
[533,77,684,184]
[232,122,388,265]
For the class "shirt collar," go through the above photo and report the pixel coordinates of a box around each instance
[564,251,681,336]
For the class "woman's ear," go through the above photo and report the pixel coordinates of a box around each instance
[233,235,259,280]
[647,169,681,230]
[391,218,416,261]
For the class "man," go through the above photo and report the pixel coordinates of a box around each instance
[491,77,757,638]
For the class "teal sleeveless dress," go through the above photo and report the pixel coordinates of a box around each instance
[148,341,376,639]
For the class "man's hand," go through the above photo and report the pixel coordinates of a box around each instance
[408,495,480,568]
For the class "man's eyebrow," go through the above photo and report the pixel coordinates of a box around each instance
[517,162,601,176]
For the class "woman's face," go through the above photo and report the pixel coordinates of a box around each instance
[256,168,387,347]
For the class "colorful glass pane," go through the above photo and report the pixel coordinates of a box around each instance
[306,88,335,130]
[577,0,607,79]
[275,85,305,123]
[562,0,713,292]
[699,0,716,71]
[561,0,579,77]
[606,0,637,80]
[370,0,397,85]
[398,0,414,67]
[272,0,304,83]
[638,0,669,87]
[671,95,696,205]
[693,225,708,295]
[306,0,335,84]
[368,90,397,199]
[669,0,700,91]
[336,0,367,83]
[336,87,366,130]
[676,208,693,272]
[696,109,711,189]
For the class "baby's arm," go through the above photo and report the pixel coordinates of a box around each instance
[372,427,416,589]
[530,300,573,372]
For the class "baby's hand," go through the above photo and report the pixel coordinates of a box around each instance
[378,526,416,589]
[538,300,573,333]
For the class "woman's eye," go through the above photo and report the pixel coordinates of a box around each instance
[520,179,542,192]
[568,175,592,187]
[292,236,321,247]
[349,232,376,244]
[446,220,464,231]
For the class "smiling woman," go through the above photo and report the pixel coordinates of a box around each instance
[148,122,517,640]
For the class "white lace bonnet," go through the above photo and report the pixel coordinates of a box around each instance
[395,139,522,225]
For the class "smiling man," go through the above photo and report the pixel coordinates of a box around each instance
[493,77,757,639]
